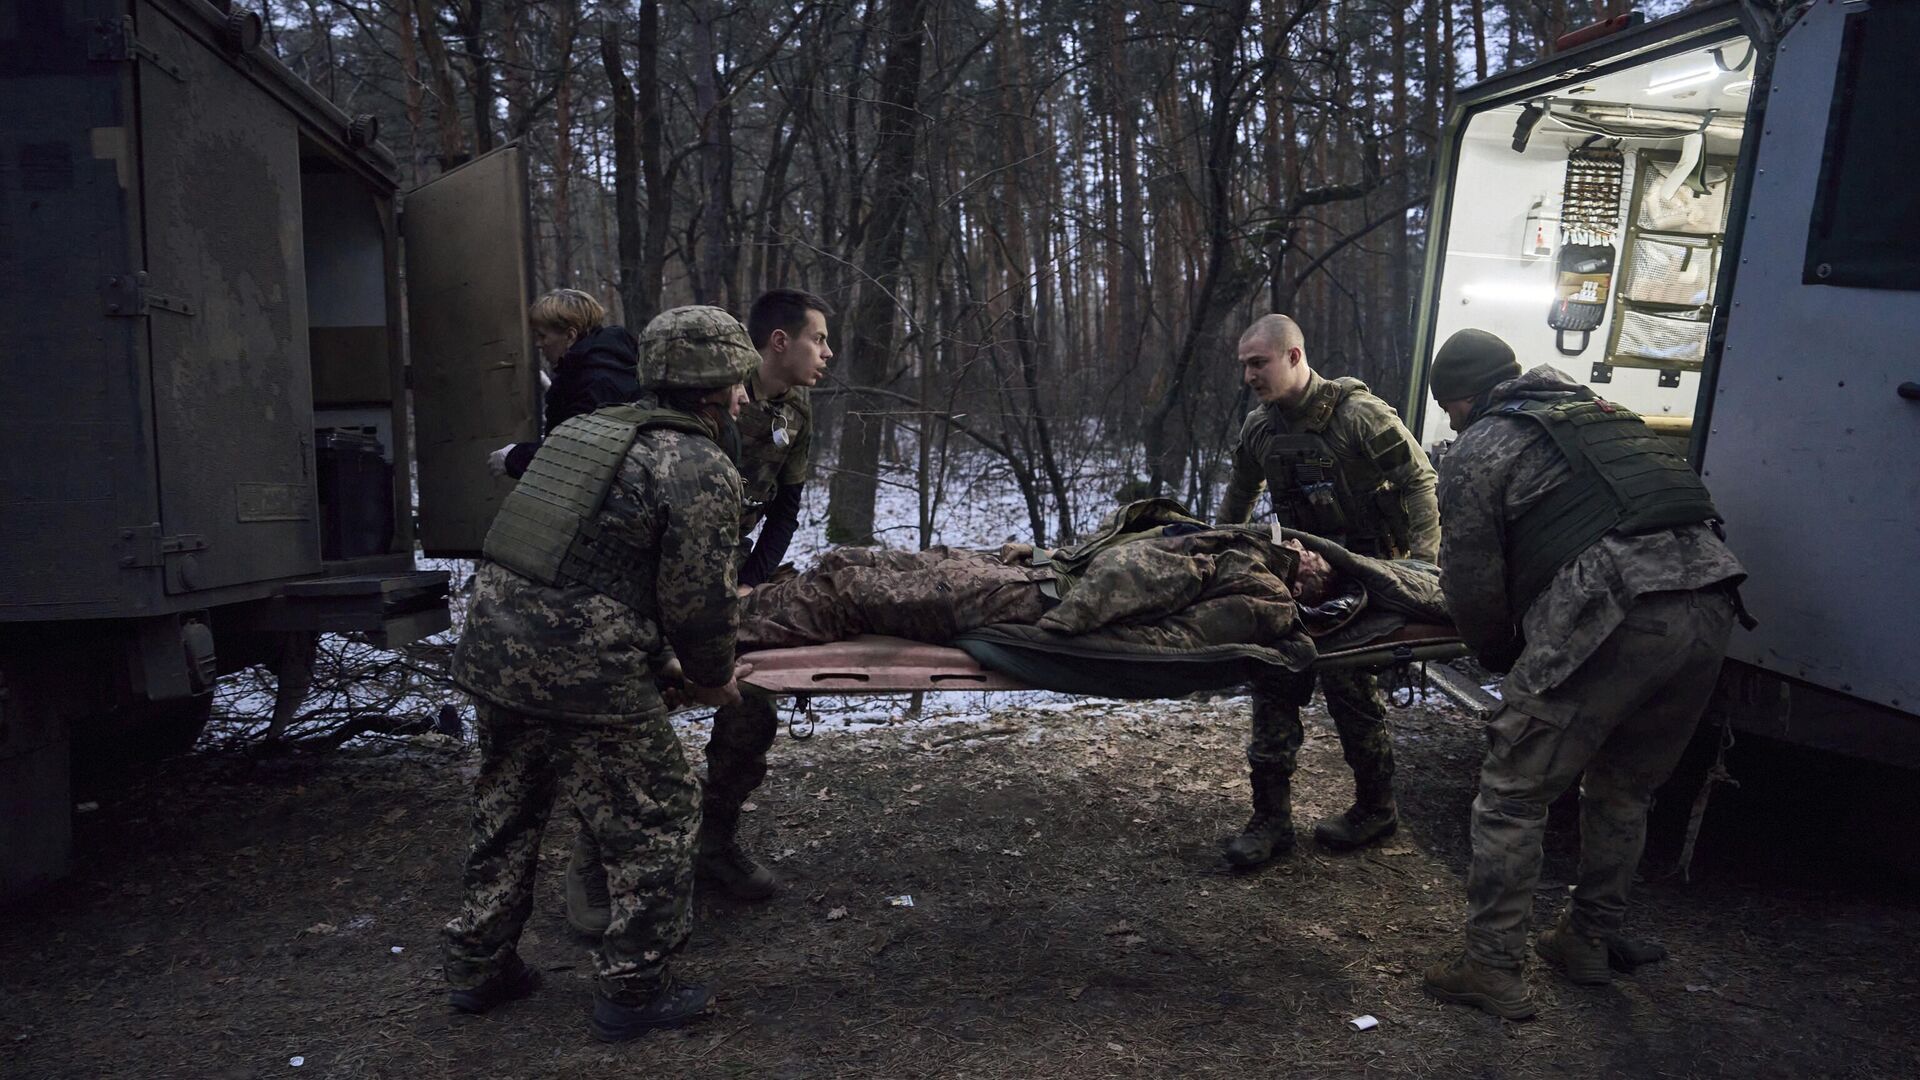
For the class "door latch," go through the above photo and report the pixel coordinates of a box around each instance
[101,273,195,317]
[88,17,186,82]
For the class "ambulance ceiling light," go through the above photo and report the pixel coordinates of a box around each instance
[1647,66,1718,93]
[1461,282,1556,304]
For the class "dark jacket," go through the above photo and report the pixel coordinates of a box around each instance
[503,325,642,478]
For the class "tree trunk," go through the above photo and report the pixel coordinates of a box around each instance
[692,7,733,305]
[396,0,427,184]
[552,1,578,285]
[636,0,669,321]
[601,22,641,323]
[826,0,928,545]
[414,1,468,167]
[460,0,496,154]
[1142,0,1254,497]
[1472,0,1488,80]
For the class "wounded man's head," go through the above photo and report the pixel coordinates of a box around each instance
[1283,539,1336,606]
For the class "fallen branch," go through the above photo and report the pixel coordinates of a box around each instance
[926,725,1020,749]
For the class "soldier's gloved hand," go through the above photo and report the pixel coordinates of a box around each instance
[1480,634,1524,675]
[486,444,515,477]
[684,679,743,708]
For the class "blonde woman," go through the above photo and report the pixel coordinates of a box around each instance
[487,289,641,479]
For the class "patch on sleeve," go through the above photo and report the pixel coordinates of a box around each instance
[1366,426,1414,470]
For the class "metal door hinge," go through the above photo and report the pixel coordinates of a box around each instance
[101,273,195,317]
[119,526,209,569]
[89,17,186,82]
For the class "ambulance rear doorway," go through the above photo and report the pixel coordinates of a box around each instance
[1415,33,1757,453]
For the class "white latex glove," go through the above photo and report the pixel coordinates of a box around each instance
[487,444,515,477]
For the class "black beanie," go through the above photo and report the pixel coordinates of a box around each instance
[1430,329,1521,401]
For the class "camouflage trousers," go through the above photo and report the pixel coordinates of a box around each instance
[701,688,781,849]
[1248,666,1395,806]
[444,701,700,1004]
[1464,588,1736,969]
[738,546,1052,650]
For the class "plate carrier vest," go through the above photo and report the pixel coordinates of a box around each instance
[481,405,711,612]
[1246,378,1412,558]
[1500,397,1720,612]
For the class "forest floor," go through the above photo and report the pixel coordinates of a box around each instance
[6,689,1920,1080]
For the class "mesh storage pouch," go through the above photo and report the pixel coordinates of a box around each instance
[1621,235,1716,305]
[1637,160,1731,233]
[1614,306,1710,367]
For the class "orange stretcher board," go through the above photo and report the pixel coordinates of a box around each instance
[740,625,1467,695]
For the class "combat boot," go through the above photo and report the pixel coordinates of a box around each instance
[695,839,778,901]
[1316,713,1399,850]
[589,977,713,1042]
[1423,953,1537,1020]
[565,829,611,938]
[1312,801,1399,851]
[449,954,542,1015]
[1536,913,1612,986]
[1223,765,1295,868]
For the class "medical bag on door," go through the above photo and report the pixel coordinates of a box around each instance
[1546,144,1625,355]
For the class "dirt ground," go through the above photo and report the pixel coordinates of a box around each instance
[5,690,1919,1080]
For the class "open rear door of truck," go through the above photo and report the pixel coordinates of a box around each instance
[403,144,538,557]
[136,0,322,594]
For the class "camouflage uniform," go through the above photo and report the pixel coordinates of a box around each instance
[1219,371,1440,848]
[702,384,812,871]
[445,406,743,1003]
[1437,365,1745,971]
[733,384,812,578]
[739,546,1055,650]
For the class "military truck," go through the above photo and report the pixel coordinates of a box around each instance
[1407,1,1920,764]
[1,0,539,897]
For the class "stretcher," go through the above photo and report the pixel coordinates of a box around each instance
[742,622,1467,698]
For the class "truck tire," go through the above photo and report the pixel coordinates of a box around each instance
[131,690,217,759]
[70,690,216,781]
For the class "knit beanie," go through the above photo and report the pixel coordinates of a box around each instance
[1430,329,1521,401]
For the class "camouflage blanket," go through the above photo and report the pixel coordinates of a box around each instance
[737,500,1452,688]
[737,528,1314,672]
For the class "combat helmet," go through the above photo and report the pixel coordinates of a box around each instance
[639,305,758,391]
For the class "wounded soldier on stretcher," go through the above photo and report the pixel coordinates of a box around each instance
[736,499,1458,697]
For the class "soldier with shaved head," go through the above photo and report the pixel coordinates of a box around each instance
[1215,314,1440,868]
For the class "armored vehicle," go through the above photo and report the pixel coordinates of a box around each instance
[1409,1,1919,765]
[1,0,538,897]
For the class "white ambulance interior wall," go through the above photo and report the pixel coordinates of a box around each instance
[1417,38,1753,451]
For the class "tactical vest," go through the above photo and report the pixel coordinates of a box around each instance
[1247,379,1413,558]
[1500,397,1720,611]
[482,405,712,612]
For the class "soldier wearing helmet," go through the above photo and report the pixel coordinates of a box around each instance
[442,306,757,1042]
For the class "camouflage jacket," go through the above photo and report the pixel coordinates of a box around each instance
[735,383,811,545]
[1437,365,1745,704]
[451,426,742,722]
[1220,371,1441,561]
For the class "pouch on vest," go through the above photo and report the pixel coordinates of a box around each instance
[1548,243,1615,356]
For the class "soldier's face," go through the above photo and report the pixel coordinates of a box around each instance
[696,383,747,420]
[1440,398,1476,432]
[1239,341,1305,405]
[770,310,832,388]
[533,324,576,366]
